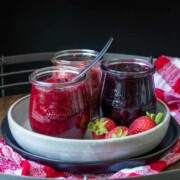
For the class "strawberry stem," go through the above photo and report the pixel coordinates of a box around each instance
[146,111,164,124]
[155,112,164,124]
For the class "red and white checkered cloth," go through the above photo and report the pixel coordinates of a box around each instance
[154,55,180,125]
[0,55,180,179]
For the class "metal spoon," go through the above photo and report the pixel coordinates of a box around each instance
[71,37,113,82]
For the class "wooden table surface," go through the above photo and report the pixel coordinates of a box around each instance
[0,94,180,176]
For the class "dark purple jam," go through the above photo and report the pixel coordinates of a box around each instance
[99,60,156,127]
[109,62,150,72]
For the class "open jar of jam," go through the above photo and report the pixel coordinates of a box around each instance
[99,58,156,126]
[51,49,102,118]
[29,66,90,139]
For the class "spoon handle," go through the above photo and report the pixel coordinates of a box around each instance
[71,37,113,81]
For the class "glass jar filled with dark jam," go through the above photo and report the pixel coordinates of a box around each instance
[99,58,156,126]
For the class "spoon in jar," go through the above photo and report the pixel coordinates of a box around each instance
[71,37,113,82]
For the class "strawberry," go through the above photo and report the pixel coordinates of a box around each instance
[129,116,156,135]
[88,117,116,139]
[91,132,106,140]
[105,126,129,139]
[128,111,164,135]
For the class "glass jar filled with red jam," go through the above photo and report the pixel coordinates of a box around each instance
[51,49,102,118]
[99,58,156,126]
[29,66,90,139]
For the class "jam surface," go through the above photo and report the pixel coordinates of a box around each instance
[109,62,150,72]
[100,62,156,126]
[29,74,90,138]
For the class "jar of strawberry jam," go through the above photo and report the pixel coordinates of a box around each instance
[51,49,102,118]
[29,66,90,139]
[99,58,156,126]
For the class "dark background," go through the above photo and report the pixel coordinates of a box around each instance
[1,0,180,58]
[1,0,180,97]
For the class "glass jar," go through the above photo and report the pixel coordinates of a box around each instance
[99,58,156,126]
[29,66,90,139]
[51,49,102,118]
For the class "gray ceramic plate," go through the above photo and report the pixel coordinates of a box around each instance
[7,95,171,162]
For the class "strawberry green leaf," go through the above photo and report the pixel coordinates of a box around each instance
[150,114,156,120]
[116,127,122,136]
[121,130,128,137]
[112,134,117,138]
[88,117,109,135]
[146,111,155,120]
[146,111,151,117]
[88,122,96,131]
[155,112,164,124]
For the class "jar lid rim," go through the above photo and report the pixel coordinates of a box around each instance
[52,49,98,60]
[29,66,87,88]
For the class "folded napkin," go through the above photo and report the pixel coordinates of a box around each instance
[0,55,180,179]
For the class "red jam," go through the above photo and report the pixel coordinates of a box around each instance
[99,60,156,127]
[29,67,90,138]
[51,49,102,118]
